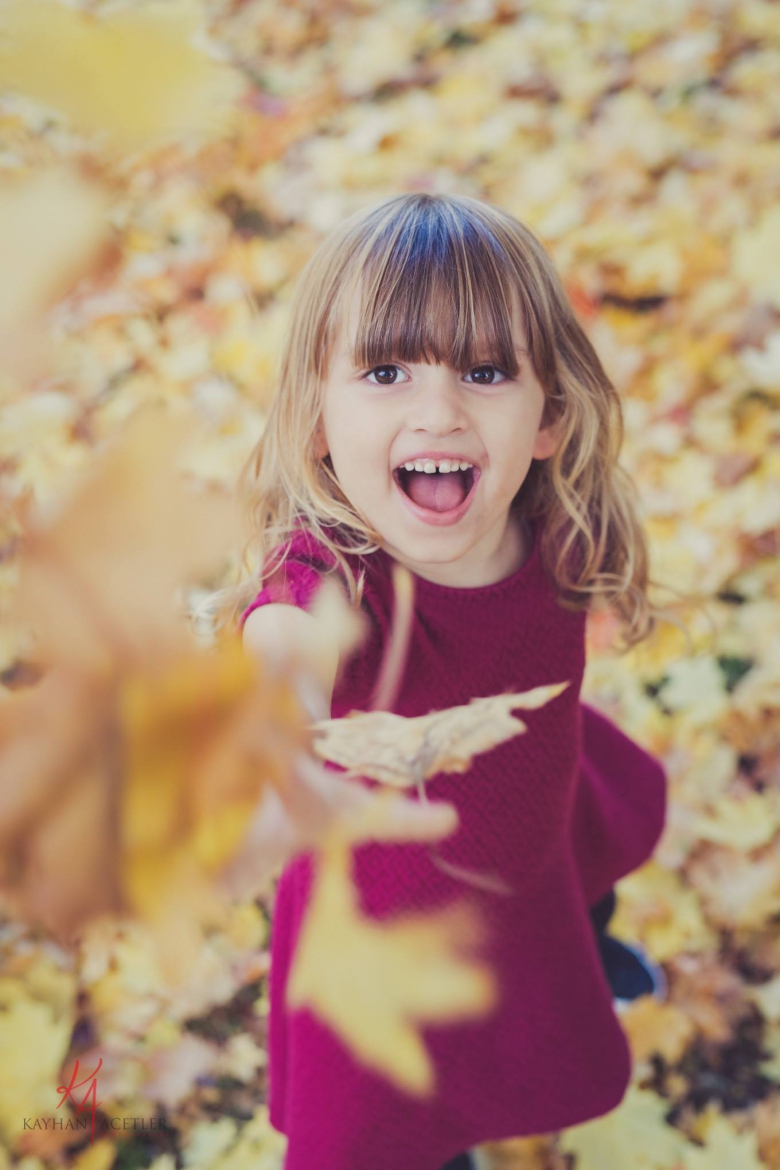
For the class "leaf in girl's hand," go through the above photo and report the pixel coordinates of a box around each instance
[287,826,497,1097]
[11,403,243,673]
[310,681,571,787]
[326,784,460,849]
[0,0,245,155]
[0,167,113,382]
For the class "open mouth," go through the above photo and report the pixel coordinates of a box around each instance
[392,464,478,515]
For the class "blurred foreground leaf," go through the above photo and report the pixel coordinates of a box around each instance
[0,0,245,154]
[289,790,497,1097]
[0,166,113,381]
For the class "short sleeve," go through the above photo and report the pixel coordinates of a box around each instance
[239,526,341,632]
[240,559,326,630]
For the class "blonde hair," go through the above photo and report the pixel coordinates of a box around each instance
[209,192,688,652]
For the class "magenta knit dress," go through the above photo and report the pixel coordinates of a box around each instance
[240,516,667,1170]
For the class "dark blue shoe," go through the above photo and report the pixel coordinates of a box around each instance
[438,1153,475,1169]
[596,933,667,1013]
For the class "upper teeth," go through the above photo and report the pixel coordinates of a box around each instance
[401,459,474,474]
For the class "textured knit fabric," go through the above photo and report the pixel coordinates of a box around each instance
[239,516,667,1170]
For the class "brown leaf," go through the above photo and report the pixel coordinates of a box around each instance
[310,681,571,787]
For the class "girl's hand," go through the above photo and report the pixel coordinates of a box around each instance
[219,749,458,902]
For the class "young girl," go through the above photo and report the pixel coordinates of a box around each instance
[219,193,671,1170]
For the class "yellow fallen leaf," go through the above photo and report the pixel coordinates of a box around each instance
[611,862,716,961]
[733,204,780,310]
[0,0,245,154]
[669,952,746,1045]
[682,1108,763,1170]
[620,997,696,1065]
[559,1084,690,1169]
[687,843,780,931]
[311,681,571,787]
[288,817,497,1096]
[71,1140,117,1170]
[749,973,780,1023]
[690,790,780,851]
[0,981,74,1144]
[757,1023,780,1083]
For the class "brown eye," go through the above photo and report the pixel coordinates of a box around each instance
[365,364,409,386]
[465,364,507,385]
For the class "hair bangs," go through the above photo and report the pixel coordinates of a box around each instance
[349,202,526,378]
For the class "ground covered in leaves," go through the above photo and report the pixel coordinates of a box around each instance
[0,1,778,1168]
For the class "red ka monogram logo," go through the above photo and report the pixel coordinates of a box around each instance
[57,1058,103,1146]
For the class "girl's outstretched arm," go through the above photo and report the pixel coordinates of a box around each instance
[243,602,340,719]
[218,604,457,900]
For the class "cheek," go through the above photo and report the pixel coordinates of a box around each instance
[325,414,382,479]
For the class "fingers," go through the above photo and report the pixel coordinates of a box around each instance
[220,752,460,904]
[218,786,295,899]
[291,753,460,845]
[332,787,460,846]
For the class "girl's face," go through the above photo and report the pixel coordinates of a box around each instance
[315,289,559,587]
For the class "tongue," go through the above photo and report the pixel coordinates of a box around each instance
[404,470,468,513]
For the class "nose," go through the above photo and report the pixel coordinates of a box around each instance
[407,367,469,436]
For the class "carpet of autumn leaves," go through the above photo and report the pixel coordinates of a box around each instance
[0,1,778,1168]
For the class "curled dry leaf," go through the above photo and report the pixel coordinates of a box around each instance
[0,0,245,155]
[310,680,572,787]
[288,823,498,1098]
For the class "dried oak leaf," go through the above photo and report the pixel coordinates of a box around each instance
[310,680,571,787]
[288,790,497,1097]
